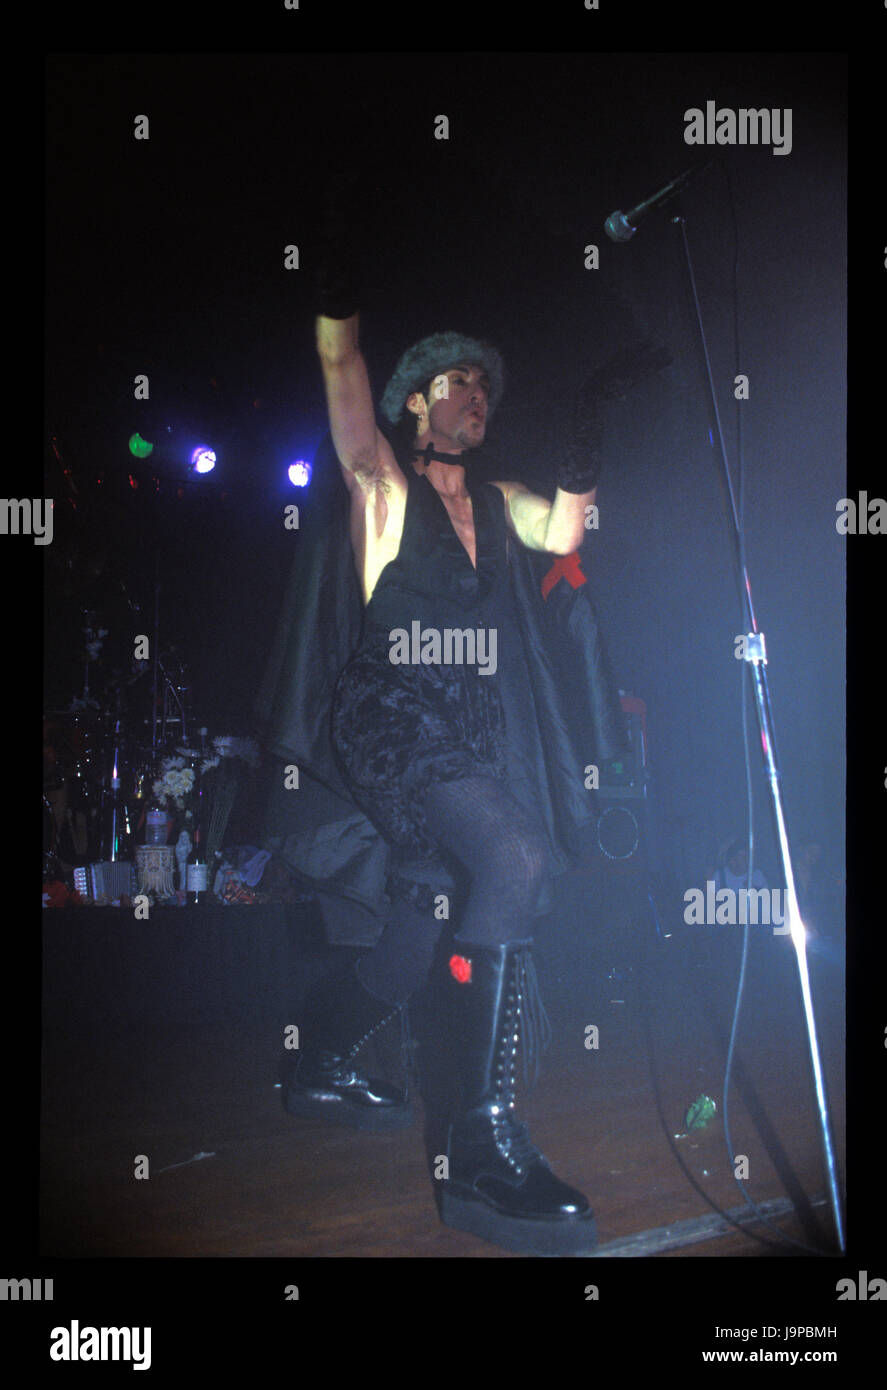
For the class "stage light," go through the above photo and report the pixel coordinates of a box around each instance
[288,460,313,488]
[190,445,217,474]
[128,432,154,459]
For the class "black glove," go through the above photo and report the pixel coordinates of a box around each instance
[558,341,673,492]
[314,171,363,320]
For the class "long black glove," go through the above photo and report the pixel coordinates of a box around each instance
[557,341,673,493]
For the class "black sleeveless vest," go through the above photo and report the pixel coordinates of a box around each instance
[363,466,509,635]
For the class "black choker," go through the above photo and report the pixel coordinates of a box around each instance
[413,443,464,467]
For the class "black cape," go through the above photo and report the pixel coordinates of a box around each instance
[254,430,627,944]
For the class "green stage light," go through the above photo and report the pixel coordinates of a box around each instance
[128,432,153,458]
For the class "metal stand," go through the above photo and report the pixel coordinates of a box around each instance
[150,560,190,752]
[152,574,161,753]
[105,716,123,861]
[674,212,845,1253]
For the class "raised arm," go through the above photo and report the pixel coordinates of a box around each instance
[316,312,404,495]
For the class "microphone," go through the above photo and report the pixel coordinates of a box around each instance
[604,159,714,242]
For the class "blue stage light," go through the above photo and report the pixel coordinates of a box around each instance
[190,445,217,474]
[288,460,312,488]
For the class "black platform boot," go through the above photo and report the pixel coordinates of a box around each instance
[283,962,414,1131]
[436,939,598,1255]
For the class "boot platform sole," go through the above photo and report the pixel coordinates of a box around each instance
[438,1186,598,1256]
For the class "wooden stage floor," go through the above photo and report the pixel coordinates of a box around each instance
[40,919,844,1262]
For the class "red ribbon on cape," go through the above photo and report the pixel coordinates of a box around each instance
[540,551,587,600]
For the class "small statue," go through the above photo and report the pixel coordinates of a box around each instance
[174,828,191,897]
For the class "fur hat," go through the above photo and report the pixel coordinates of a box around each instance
[379,331,505,424]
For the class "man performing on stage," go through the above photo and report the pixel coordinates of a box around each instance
[256,216,667,1254]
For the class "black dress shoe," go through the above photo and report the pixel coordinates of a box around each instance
[284,963,413,1131]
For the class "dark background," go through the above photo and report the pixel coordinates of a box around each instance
[45,50,846,892]
[25,38,887,1348]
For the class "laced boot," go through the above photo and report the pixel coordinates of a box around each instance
[284,962,414,1131]
[436,938,598,1255]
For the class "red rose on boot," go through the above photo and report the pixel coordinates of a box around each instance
[449,953,472,984]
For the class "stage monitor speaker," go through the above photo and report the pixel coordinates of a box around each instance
[595,693,650,869]
[596,799,646,866]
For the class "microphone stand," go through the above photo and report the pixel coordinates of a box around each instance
[672,209,845,1252]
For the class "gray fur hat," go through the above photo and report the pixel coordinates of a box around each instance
[379,331,505,425]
